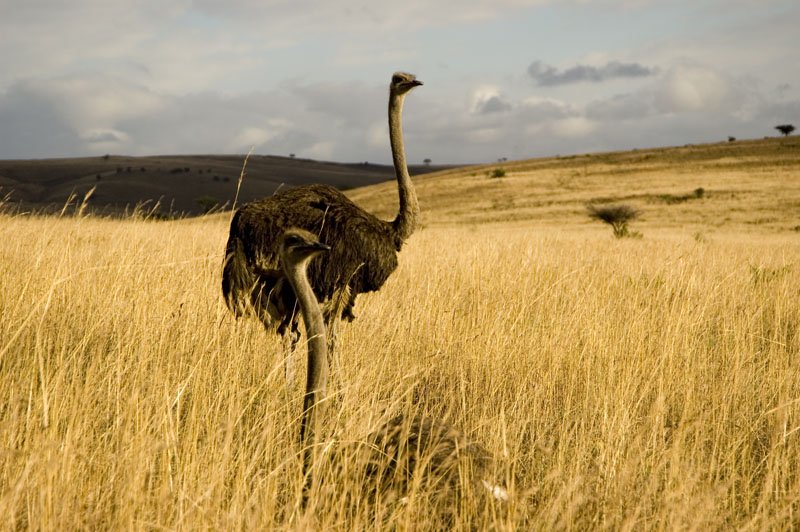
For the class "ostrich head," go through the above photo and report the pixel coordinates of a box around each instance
[278,228,330,268]
[390,72,423,96]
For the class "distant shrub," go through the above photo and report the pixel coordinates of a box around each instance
[657,188,706,204]
[196,196,220,214]
[170,168,184,174]
[96,174,102,180]
[775,124,795,137]
[587,203,641,238]
[222,176,230,182]
[140,167,146,172]
[489,168,506,179]
[213,175,220,182]
[728,136,736,142]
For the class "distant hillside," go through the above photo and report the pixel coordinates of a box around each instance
[349,136,800,234]
[0,154,454,215]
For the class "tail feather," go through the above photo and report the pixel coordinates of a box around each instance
[221,227,292,333]
[221,234,256,317]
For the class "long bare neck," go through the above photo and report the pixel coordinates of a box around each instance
[284,259,328,452]
[389,91,419,242]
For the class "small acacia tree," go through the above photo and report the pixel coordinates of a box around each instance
[587,203,641,238]
[775,124,795,137]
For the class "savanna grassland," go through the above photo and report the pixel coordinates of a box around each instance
[1,137,799,529]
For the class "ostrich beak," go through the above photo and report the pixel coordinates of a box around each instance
[310,242,331,252]
[411,79,423,87]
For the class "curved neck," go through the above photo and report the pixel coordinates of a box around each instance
[284,259,328,453]
[389,91,419,242]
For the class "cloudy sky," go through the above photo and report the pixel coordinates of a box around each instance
[1,0,798,164]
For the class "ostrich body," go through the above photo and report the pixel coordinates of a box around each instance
[222,72,423,345]
[277,229,506,509]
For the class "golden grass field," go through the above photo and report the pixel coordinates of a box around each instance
[1,137,799,529]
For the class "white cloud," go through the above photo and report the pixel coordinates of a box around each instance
[81,129,129,144]
[305,141,335,160]
[586,92,653,121]
[226,118,298,152]
[653,66,732,113]
[520,96,574,120]
[470,86,512,115]
[10,75,164,137]
[0,2,182,87]
[366,121,388,148]
[193,0,551,32]
[466,127,503,143]
[551,116,597,137]
[227,127,277,152]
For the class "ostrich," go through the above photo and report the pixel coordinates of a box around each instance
[222,72,423,360]
[276,228,330,469]
[277,228,507,513]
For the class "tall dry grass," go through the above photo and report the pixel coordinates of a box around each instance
[1,212,799,529]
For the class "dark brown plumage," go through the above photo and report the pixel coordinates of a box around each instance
[222,72,422,341]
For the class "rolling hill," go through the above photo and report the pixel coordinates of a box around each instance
[2,137,798,233]
[0,154,453,215]
[349,136,800,235]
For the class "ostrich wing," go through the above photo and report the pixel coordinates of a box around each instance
[233,184,400,305]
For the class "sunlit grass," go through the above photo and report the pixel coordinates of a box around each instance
[1,206,798,528]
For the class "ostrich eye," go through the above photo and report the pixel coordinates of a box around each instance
[392,75,402,84]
